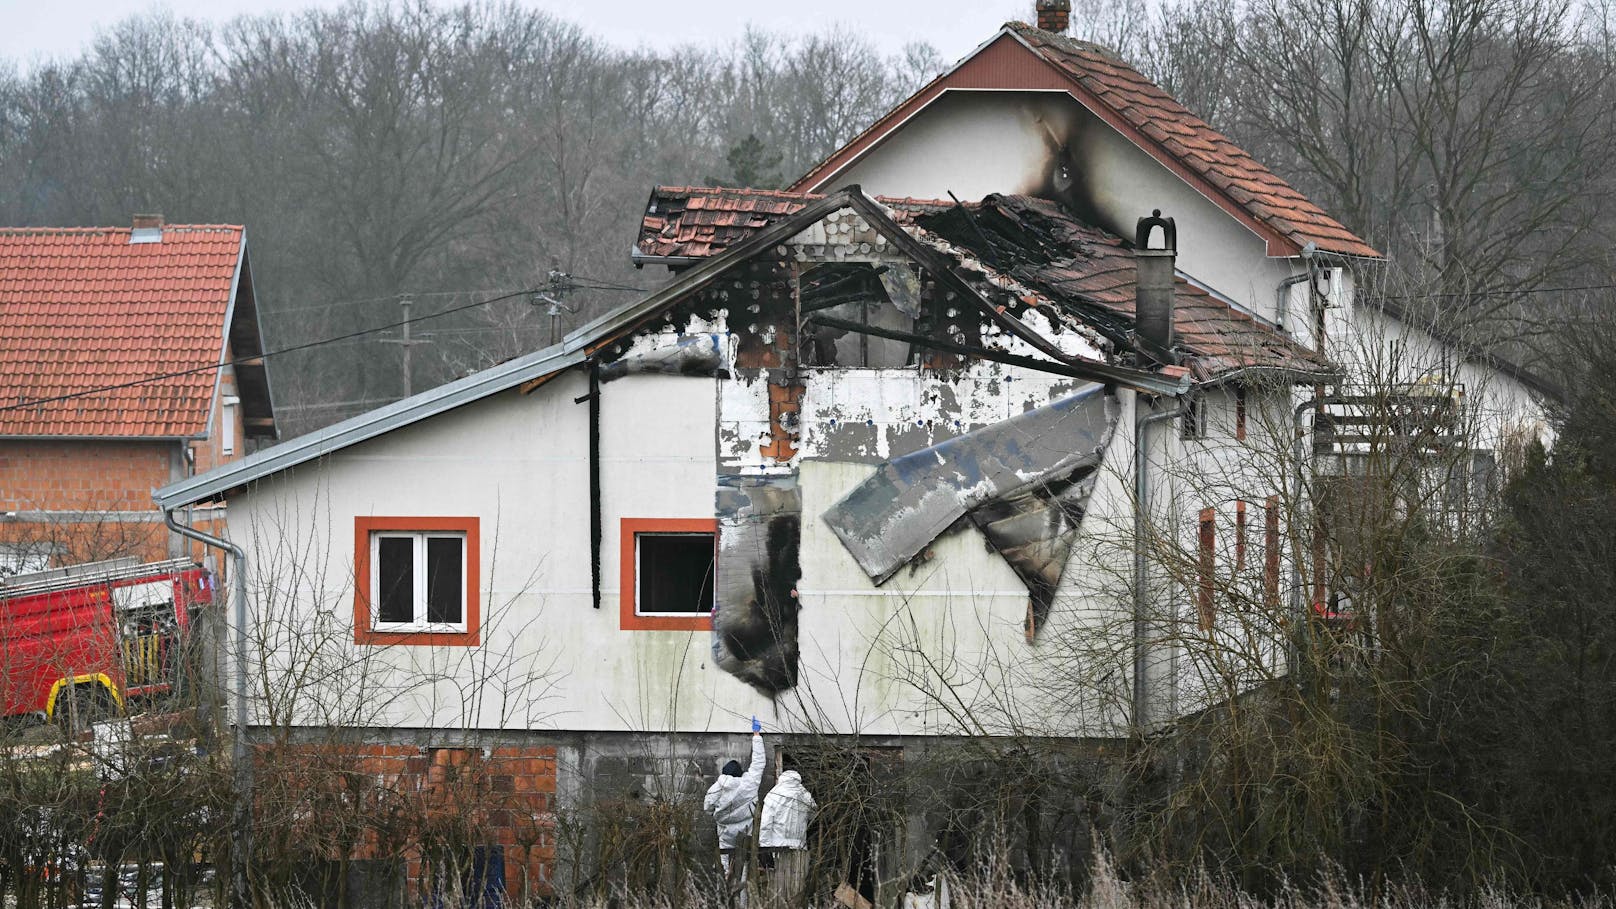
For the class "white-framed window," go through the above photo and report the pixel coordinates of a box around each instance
[221,395,239,456]
[370,531,467,631]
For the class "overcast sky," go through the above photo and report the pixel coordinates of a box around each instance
[0,0,1036,68]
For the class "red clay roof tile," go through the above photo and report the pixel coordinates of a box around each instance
[0,225,245,438]
[792,25,1376,260]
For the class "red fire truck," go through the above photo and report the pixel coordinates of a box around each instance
[0,558,213,730]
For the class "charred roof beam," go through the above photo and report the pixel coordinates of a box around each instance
[804,314,1187,396]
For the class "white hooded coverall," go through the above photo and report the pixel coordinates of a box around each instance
[758,770,817,849]
[704,733,766,852]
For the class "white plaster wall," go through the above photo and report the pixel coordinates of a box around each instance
[1326,298,1551,453]
[221,366,1172,740]
[833,90,1301,320]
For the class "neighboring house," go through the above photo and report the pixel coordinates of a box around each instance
[0,216,276,573]
[151,3,1550,898]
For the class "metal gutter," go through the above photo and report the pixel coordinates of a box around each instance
[153,342,588,509]
[1,508,197,524]
[1133,394,1182,733]
[162,510,251,909]
[0,433,198,442]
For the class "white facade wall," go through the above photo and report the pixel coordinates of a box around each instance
[229,346,1268,739]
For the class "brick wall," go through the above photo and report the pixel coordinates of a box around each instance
[0,379,247,568]
[258,743,559,902]
[0,439,179,565]
[0,439,176,512]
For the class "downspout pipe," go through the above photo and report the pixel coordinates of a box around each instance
[164,509,252,909]
[573,361,603,610]
[1133,394,1181,733]
[1287,394,1324,681]
[1275,271,1312,336]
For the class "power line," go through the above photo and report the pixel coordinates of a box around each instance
[266,275,647,315]
[1378,282,1616,300]
[266,289,492,315]
[0,287,544,415]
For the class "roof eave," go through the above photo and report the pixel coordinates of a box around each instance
[0,433,200,443]
[153,343,588,510]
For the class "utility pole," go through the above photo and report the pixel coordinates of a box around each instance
[379,293,429,397]
[400,295,412,397]
[533,268,579,346]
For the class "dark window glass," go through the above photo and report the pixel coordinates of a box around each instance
[637,533,715,614]
[426,536,464,624]
[376,537,414,624]
[1181,394,1205,439]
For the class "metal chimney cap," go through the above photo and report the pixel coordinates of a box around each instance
[1135,209,1176,253]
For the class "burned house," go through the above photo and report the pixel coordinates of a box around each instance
[150,6,1550,900]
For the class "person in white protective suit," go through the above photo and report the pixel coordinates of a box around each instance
[758,754,817,907]
[704,717,766,873]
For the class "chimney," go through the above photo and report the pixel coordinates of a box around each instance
[1134,209,1177,354]
[130,213,164,245]
[1037,0,1072,33]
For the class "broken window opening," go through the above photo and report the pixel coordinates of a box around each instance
[1180,393,1206,440]
[635,531,716,616]
[372,531,467,631]
[799,262,915,368]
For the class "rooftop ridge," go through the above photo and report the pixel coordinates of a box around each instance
[654,185,822,199]
[1003,21,1122,60]
[0,224,244,236]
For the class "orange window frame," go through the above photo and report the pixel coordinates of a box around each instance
[1235,500,1247,572]
[1264,496,1281,609]
[620,517,717,631]
[1197,507,1216,631]
[354,516,480,646]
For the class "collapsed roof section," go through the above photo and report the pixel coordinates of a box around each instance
[635,186,1333,383]
[157,185,1176,510]
[823,384,1117,637]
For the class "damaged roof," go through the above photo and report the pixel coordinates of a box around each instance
[638,186,815,262]
[789,23,1378,260]
[158,186,1188,510]
[1003,25,1378,260]
[887,194,1332,379]
[636,185,1330,380]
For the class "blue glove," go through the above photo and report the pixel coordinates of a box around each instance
[751,716,762,733]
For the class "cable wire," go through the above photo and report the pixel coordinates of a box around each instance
[0,287,543,415]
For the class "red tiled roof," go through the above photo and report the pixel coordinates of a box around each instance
[635,186,1329,378]
[1006,24,1378,259]
[0,225,246,438]
[789,25,1377,260]
[637,186,821,260]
